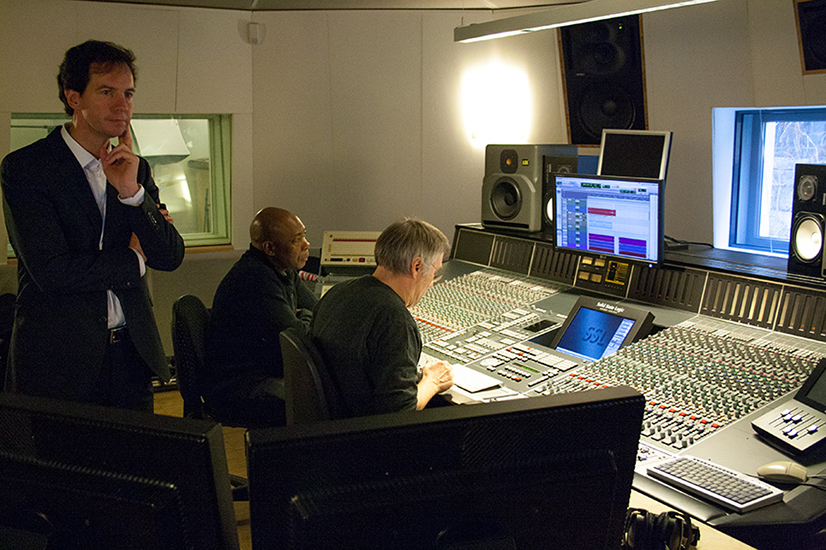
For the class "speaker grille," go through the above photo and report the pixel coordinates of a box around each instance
[775,286,826,341]
[796,0,826,73]
[700,273,781,329]
[628,265,705,313]
[490,236,534,275]
[560,15,646,145]
[529,242,577,284]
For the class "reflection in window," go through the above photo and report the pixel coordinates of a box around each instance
[726,107,826,255]
[759,120,826,240]
[9,114,231,248]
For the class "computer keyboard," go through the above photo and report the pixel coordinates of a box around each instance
[450,364,502,393]
[648,456,785,513]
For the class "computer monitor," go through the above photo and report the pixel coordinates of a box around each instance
[247,387,644,550]
[554,173,664,264]
[0,392,239,550]
[598,129,672,181]
[549,296,654,362]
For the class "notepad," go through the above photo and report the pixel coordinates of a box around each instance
[451,364,503,393]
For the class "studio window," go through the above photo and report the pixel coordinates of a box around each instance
[9,113,232,250]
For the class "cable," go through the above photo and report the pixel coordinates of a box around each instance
[665,235,713,249]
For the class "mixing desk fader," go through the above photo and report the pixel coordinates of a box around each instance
[539,318,826,455]
[410,268,566,349]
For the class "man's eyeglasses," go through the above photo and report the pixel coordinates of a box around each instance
[429,262,443,284]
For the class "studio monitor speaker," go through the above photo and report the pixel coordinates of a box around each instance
[482,145,575,233]
[560,15,646,145]
[788,164,826,278]
[795,0,826,74]
[541,150,579,234]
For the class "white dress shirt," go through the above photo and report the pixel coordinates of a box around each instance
[61,124,146,329]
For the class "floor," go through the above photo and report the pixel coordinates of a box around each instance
[153,389,252,550]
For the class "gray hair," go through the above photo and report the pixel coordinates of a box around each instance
[374,218,450,275]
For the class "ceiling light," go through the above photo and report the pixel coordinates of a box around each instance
[454,0,719,43]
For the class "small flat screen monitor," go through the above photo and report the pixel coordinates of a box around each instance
[795,357,826,412]
[0,393,239,550]
[550,296,654,362]
[598,129,672,181]
[554,173,664,264]
[247,387,644,550]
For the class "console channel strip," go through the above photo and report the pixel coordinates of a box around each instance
[531,320,826,454]
[409,268,564,344]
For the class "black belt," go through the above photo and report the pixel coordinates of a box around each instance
[108,326,128,344]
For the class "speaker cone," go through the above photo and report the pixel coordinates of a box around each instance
[798,175,818,202]
[792,215,823,262]
[490,178,522,220]
[578,84,636,141]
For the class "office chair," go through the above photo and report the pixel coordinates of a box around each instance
[171,294,249,501]
[171,294,212,419]
[280,327,343,425]
[0,293,14,387]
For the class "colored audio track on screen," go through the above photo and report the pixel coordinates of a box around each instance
[555,174,662,264]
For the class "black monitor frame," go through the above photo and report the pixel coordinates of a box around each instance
[795,357,826,412]
[550,295,654,361]
[247,386,644,550]
[0,392,239,550]
[554,173,665,265]
[598,129,673,181]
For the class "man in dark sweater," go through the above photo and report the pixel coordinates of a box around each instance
[203,207,316,426]
[311,218,454,418]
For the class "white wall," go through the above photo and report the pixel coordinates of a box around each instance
[250,8,567,247]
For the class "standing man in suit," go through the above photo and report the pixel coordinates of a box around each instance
[0,40,184,411]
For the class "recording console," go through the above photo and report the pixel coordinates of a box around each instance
[419,224,826,549]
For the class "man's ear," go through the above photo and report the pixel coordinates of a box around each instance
[64,89,81,110]
[261,240,277,257]
[410,257,424,278]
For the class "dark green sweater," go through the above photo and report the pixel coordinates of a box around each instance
[311,275,420,417]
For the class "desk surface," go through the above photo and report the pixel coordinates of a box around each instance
[153,390,756,550]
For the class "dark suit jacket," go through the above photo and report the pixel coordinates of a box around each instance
[0,127,185,400]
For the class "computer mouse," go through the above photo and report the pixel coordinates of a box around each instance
[756,461,808,484]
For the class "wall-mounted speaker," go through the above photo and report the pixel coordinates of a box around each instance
[788,164,826,278]
[795,0,826,74]
[559,15,646,145]
[482,145,576,233]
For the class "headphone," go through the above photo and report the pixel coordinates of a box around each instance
[622,507,700,550]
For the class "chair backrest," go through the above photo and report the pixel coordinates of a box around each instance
[280,327,342,425]
[0,293,15,389]
[171,294,210,419]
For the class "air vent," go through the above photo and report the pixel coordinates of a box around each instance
[775,287,826,341]
[628,265,705,313]
[700,273,781,329]
[529,243,577,284]
[489,236,534,275]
